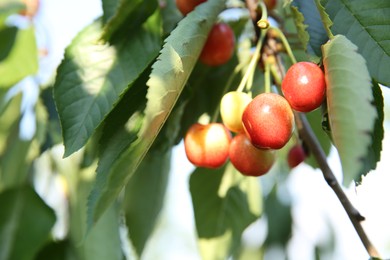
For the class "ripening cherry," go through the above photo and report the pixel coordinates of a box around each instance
[200,23,235,66]
[242,93,295,150]
[220,91,252,133]
[229,133,275,176]
[287,144,307,168]
[184,123,232,168]
[281,61,326,112]
[175,0,207,15]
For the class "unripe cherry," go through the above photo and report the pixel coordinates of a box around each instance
[220,91,252,133]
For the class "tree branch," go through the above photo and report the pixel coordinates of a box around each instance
[295,112,380,258]
[243,1,382,258]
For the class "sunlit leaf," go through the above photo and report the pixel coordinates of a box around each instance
[322,35,377,185]
[0,26,37,88]
[87,0,225,227]
[321,0,390,86]
[190,163,262,259]
[0,186,56,260]
[53,12,161,157]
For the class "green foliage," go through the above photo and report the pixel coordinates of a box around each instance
[101,0,158,43]
[0,26,37,88]
[322,35,378,185]
[123,148,171,256]
[0,0,389,259]
[0,186,56,260]
[291,0,328,56]
[321,0,390,86]
[264,186,292,246]
[53,12,161,157]
[87,0,226,228]
[190,163,262,259]
[359,80,384,181]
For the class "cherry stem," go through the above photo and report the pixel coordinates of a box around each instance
[270,26,297,64]
[264,61,271,93]
[236,33,264,93]
[209,63,246,123]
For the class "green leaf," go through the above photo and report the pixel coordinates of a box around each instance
[0,95,36,191]
[51,152,123,260]
[0,186,56,260]
[124,148,171,256]
[101,0,120,24]
[87,0,226,227]
[101,0,158,43]
[53,12,161,157]
[264,186,292,246]
[320,0,390,86]
[322,35,377,185]
[0,26,37,88]
[305,108,332,168]
[291,0,328,56]
[190,163,262,260]
[358,80,384,181]
[161,0,182,35]
[35,240,71,260]
[0,26,17,61]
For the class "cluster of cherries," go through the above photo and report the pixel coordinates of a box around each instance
[185,62,326,176]
[177,0,327,176]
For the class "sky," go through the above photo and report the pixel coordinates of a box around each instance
[26,0,390,259]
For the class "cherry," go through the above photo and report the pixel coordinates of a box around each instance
[175,0,207,15]
[281,61,326,112]
[287,144,306,168]
[184,123,232,168]
[242,93,294,150]
[200,23,235,66]
[220,91,252,133]
[229,133,275,176]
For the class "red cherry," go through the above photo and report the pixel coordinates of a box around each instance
[229,133,275,176]
[242,93,295,150]
[287,144,306,168]
[175,0,207,15]
[199,23,235,66]
[184,123,232,168]
[281,62,326,112]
